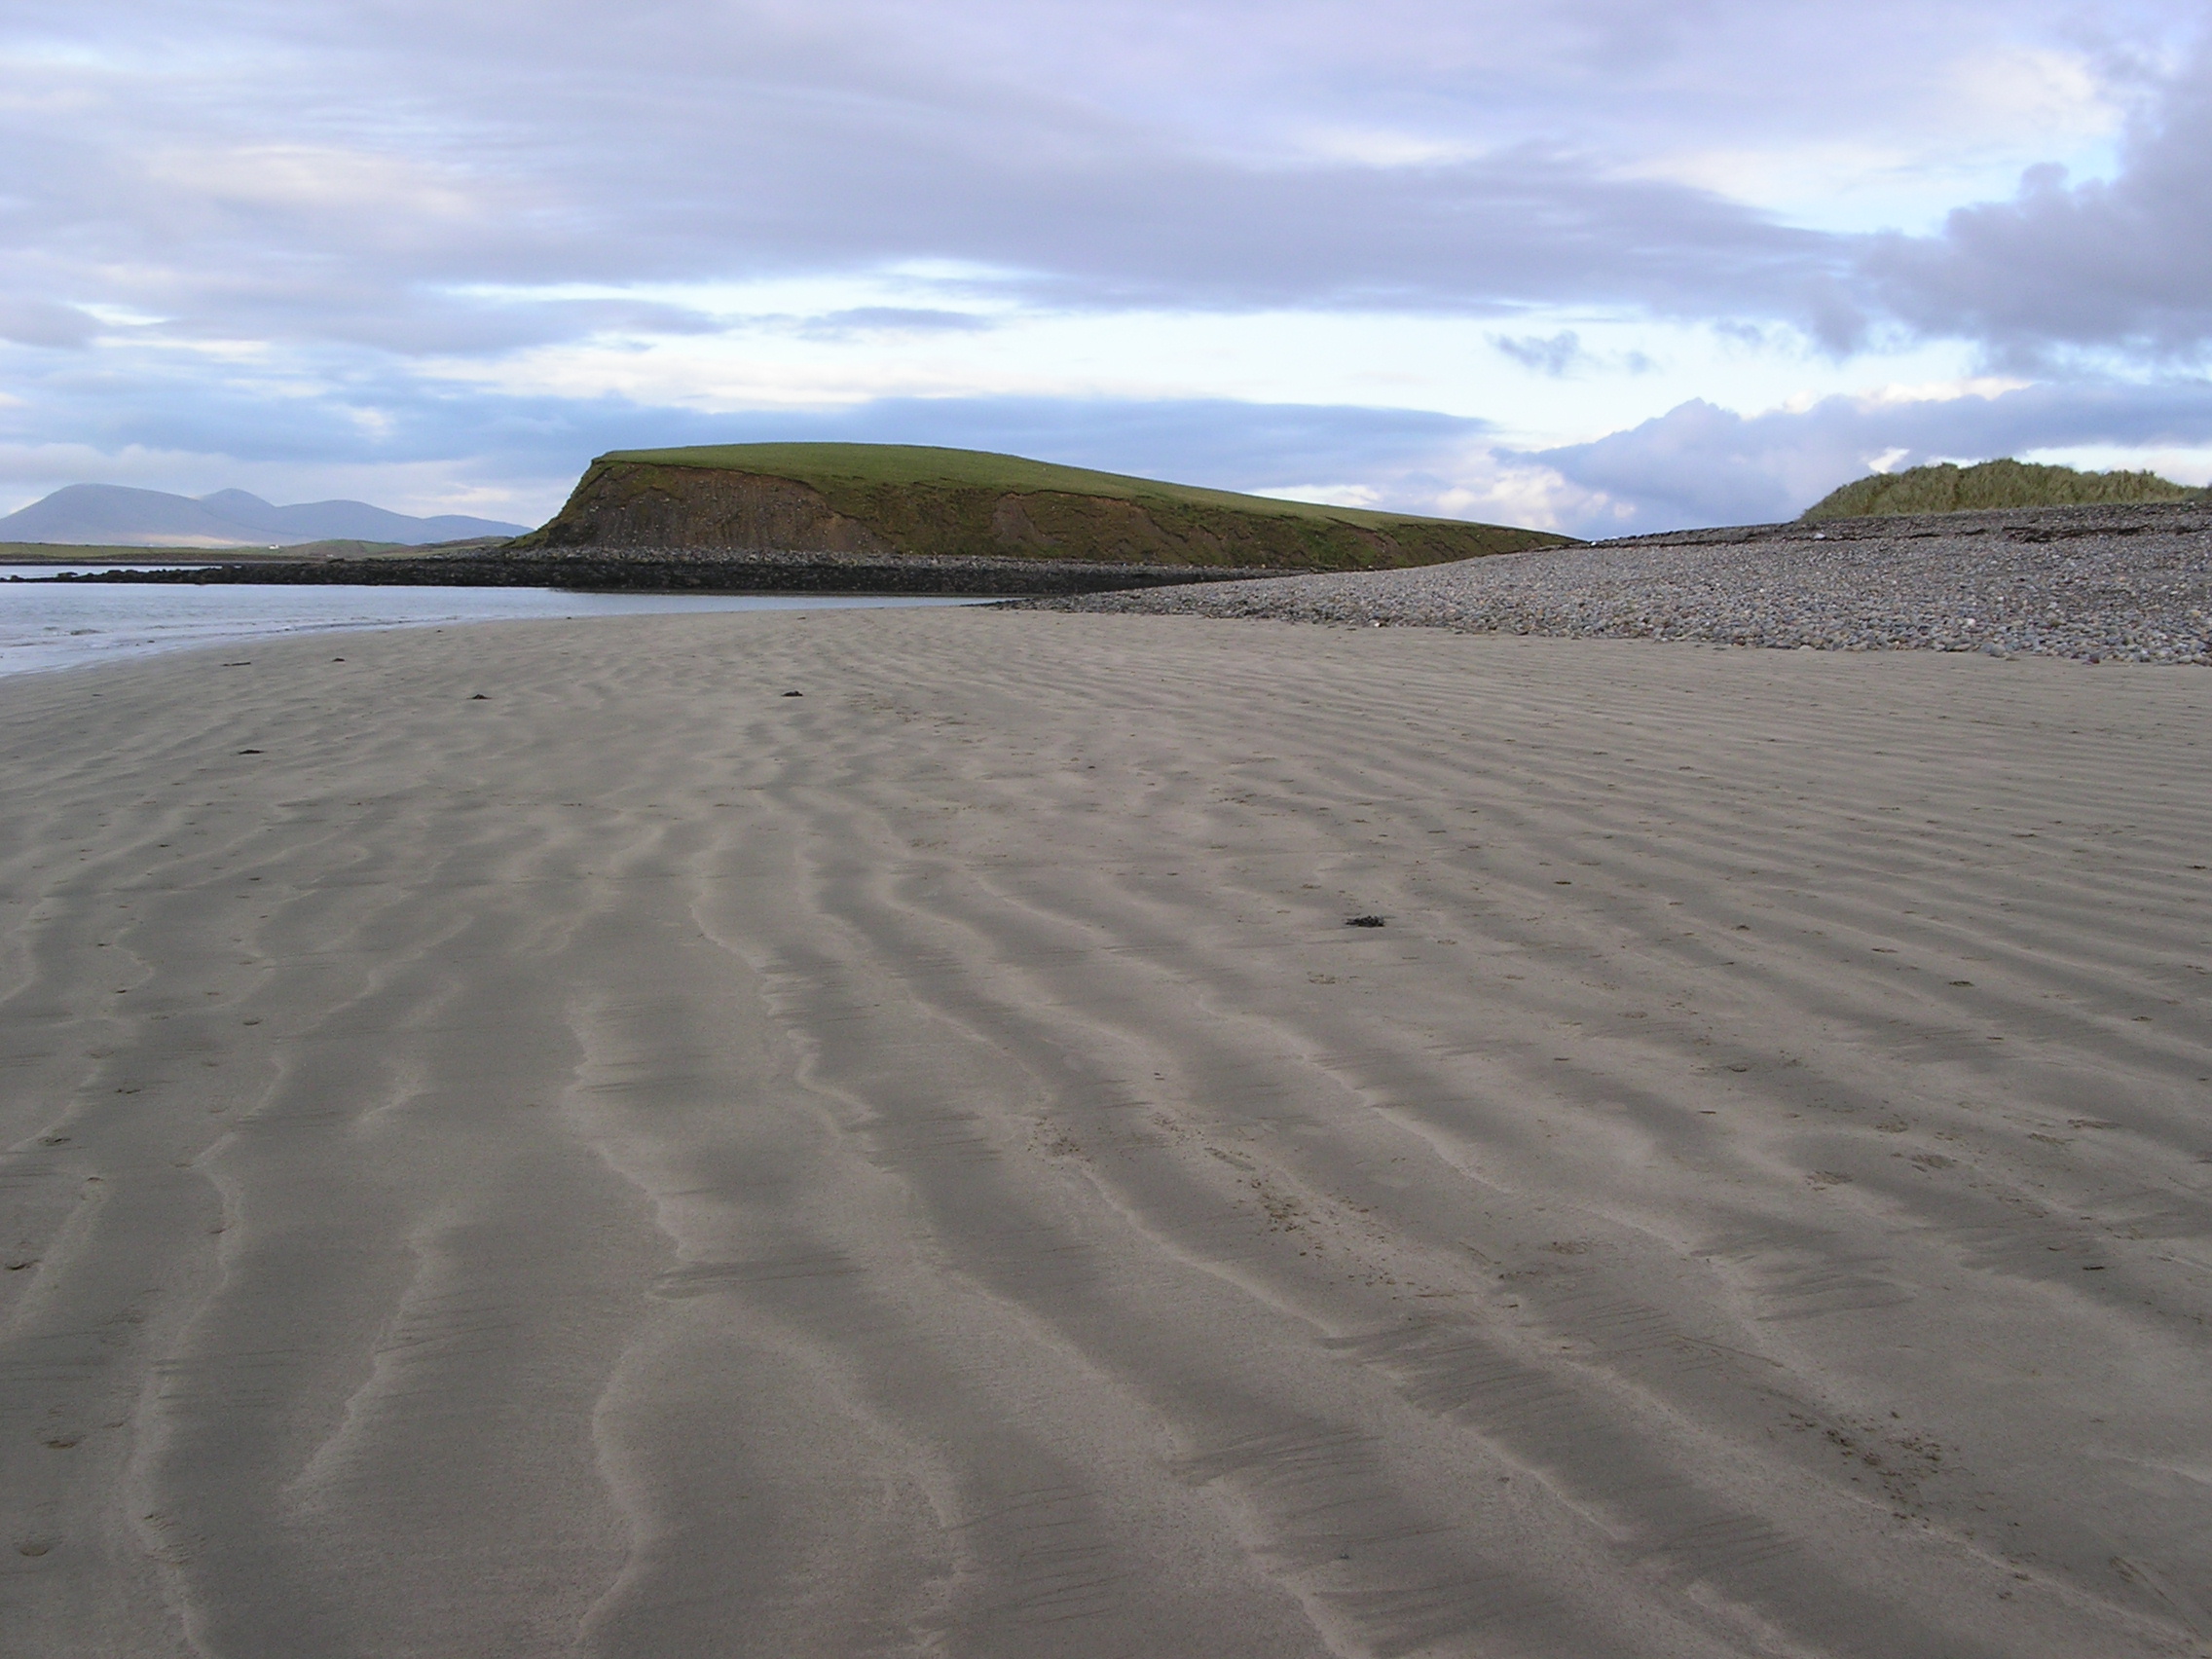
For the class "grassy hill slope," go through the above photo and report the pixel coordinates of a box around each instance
[1803,459,2203,521]
[517,443,1574,569]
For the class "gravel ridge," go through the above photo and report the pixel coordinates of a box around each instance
[1027,501,2212,664]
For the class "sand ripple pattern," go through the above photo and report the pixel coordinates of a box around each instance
[1,610,2208,1657]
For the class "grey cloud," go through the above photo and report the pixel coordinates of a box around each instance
[1530,379,2212,534]
[1490,328,1656,377]
[1860,44,2212,357]
[1492,330,1588,375]
[0,338,1493,517]
[1531,398,1813,529]
[8,1,2203,363]
[795,308,996,340]
[657,141,1838,324]
[0,2,1852,358]
[212,295,724,356]
[0,298,99,349]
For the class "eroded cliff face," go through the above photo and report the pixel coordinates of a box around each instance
[528,466,897,554]
[521,460,1564,568]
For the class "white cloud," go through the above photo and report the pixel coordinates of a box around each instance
[2019,441,2212,486]
[1862,375,2035,404]
[1952,46,2119,139]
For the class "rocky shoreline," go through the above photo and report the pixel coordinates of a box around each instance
[19,546,1304,597]
[1028,501,2212,663]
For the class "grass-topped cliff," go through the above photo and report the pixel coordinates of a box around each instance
[1803,459,2203,521]
[515,443,1574,569]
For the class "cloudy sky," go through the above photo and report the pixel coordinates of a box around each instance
[4,0,2210,535]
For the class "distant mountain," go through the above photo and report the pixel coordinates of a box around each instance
[1802,459,2203,521]
[0,484,530,547]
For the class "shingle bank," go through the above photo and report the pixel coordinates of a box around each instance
[1024,501,2212,664]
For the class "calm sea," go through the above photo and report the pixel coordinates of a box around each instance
[0,569,985,679]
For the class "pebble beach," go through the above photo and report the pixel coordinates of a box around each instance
[1039,500,2212,664]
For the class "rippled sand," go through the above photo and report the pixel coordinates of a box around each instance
[3,609,2207,1657]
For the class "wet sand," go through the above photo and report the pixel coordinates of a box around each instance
[2,608,2207,1658]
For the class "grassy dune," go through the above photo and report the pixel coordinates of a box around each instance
[1802,458,2203,521]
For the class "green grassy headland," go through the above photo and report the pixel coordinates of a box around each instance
[1802,459,2204,522]
[518,442,1575,569]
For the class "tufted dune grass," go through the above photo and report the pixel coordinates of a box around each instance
[1803,458,2204,521]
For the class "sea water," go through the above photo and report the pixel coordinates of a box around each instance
[0,570,987,679]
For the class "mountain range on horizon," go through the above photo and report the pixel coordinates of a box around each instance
[0,483,531,547]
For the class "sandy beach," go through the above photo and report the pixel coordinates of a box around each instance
[3,607,2208,1658]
